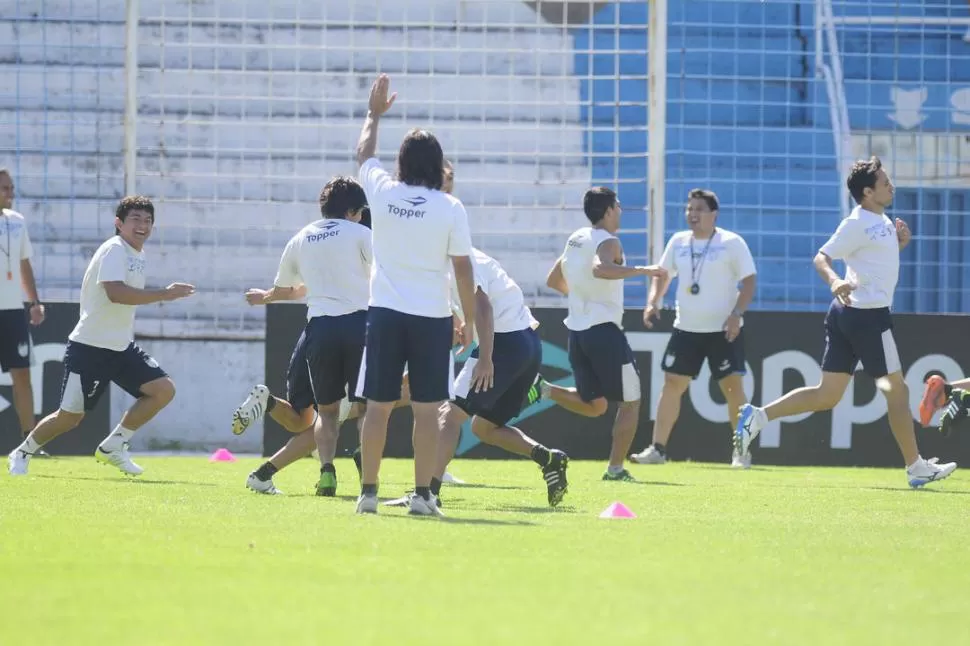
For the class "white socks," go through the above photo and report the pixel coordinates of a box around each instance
[100,424,135,451]
[18,436,41,455]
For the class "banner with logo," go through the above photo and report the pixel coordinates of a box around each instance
[265,304,970,466]
[0,303,111,455]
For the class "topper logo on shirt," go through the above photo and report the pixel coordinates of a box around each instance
[865,222,896,241]
[306,221,341,243]
[387,197,426,219]
[127,257,146,274]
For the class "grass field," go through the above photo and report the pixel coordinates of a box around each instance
[1,455,968,645]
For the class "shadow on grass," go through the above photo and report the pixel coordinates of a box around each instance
[443,483,530,491]
[489,504,580,514]
[34,474,218,487]
[376,513,537,527]
[862,486,970,495]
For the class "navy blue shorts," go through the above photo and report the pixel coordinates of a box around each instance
[59,341,168,413]
[357,306,453,403]
[821,300,900,379]
[453,328,542,426]
[568,322,640,403]
[285,329,315,412]
[0,308,32,372]
[304,310,367,407]
[662,328,746,380]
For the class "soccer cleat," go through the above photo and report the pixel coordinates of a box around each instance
[525,373,546,406]
[95,443,144,476]
[602,468,637,482]
[352,446,362,480]
[938,389,969,437]
[355,493,379,514]
[246,473,282,495]
[7,449,30,476]
[629,445,666,465]
[542,450,569,507]
[906,456,957,489]
[919,375,950,427]
[232,385,270,436]
[316,469,337,497]
[735,404,765,456]
[731,450,752,470]
[407,492,444,517]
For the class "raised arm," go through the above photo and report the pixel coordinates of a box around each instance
[593,238,666,280]
[356,74,397,166]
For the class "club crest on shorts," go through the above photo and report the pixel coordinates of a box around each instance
[664,352,676,368]
[17,342,29,358]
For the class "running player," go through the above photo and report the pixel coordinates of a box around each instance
[8,196,195,476]
[735,157,957,487]
[538,187,667,482]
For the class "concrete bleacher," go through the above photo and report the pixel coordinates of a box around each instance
[1,0,590,335]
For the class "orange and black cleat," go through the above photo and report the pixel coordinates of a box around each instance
[918,375,951,428]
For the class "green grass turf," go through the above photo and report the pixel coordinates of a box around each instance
[1,456,968,645]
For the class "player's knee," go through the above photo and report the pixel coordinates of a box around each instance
[470,416,498,441]
[590,398,609,417]
[663,373,691,396]
[143,377,176,405]
[55,409,85,429]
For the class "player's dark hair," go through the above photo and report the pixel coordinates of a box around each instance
[583,186,618,225]
[397,128,444,190]
[359,206,372,229]
[115,195,154,235]
[846,156,883,204]
[319,176,367,219]
[687,188,719,212]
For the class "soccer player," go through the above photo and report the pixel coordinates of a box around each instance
[7,196,195,476]
[539,187,666,482]
[630,189,757,469]
[233,177,372,496]
[355,74,477,516]
[735,157,957,487]
[919,375,970,436]
[433,247,569,507]
[0,169,47,454]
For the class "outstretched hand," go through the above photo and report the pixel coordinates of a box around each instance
[368,74,397,117]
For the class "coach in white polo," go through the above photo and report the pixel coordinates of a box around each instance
[630,188,757,468]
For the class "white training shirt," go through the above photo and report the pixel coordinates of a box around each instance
[0,209,33,311]
[275,218,372,319]
[69,236,146,352]
[561,226,625,332]
[359,158,473,318]
[819,206,899,309]
[658,228,757,333]
[450,248,537,337]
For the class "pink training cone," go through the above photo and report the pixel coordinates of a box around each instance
[599,501,636,519]
[209,448,237,462]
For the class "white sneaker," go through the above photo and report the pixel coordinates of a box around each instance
[356,493,378,514]
[442,472,465,484]
[907,456,957,489]
[407,492,444,517]
[232,385,270,435]
[736,404,766,455]
[95,443,144,476]
[246,473,282,495]
[629,445,666,465]
[731,450,752,469]
[8,449,30,476]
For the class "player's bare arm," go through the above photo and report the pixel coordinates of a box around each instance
[451,255,476,349]
[355,74,397,166]
[642,270,672,328]
[546,257,568,295]
[19,258,44,325]
[724,273,756,342]
[592,238,666,280]
[245,285,307,306]
[470,288,494,393]
[103,281,195,306]
[813,251,854,306]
